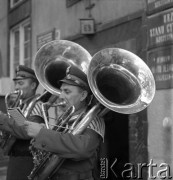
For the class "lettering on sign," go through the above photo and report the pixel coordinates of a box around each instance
[36,29,60,50]
[80,19,95,34]
[147,46,173,89]
[146,0,173,14]
[147,8,173,48]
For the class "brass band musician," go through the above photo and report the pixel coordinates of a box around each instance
[0,65,44,180]
[24,65,105,180]
[0,36,156,180]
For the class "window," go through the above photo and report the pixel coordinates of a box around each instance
[10,19,31,77]
[10,0,23,8]
[24,24,31,67]
[13,30,20,68]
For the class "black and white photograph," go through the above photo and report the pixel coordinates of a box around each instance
[0,0,171,179]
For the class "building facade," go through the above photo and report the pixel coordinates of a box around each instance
[1,0,172,179]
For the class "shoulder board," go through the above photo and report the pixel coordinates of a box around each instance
[30,101,43,118]
[87,115,105,141]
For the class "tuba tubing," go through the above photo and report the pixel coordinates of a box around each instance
[0,91,51,155]
[0,90,23,154]
[28,105,76,180]
[28,40,156,180]
[28,104,101,180]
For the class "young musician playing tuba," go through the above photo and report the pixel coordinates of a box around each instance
[24,65,105,180]
[0,65,44,180]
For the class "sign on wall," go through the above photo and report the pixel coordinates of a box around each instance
[37,29,60,50]
[80,19,95,35]
[147,8,173,48]
[147,45,173,89]
[146,0,173,14]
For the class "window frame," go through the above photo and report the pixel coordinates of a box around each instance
[10,19,31,79]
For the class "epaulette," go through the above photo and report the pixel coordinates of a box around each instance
[87,115,105,141]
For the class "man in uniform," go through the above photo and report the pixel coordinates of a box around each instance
[24,65,105,180]
[0,65,44,180]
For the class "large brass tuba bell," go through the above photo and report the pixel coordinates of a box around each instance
[30,40,156,180]
[88,48,155,114]
[34,40,92,96]
[34,40,155,114]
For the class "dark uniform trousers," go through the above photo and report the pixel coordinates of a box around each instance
[6,139,34,180]
[0,97,43,180]
[31,111,104,180]
[52,169,94,180]
[7,156,33,180]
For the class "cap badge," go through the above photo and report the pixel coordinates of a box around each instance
[66,74,71,79]
[74,80,80,84]
[66,65,71,75]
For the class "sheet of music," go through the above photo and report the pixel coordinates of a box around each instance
[8,108,26,126]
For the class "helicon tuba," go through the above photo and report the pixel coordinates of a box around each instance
[34,39,91,96]
[0,90,23,153]
[5,90,23,110]
[87,48,155,114]
[28,40,155,180]
[0,90,52,155]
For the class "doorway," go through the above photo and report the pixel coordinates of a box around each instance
[100,111,129,180]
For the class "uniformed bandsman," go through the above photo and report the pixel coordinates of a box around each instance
[0,65,44,180]
[24,65,105,180]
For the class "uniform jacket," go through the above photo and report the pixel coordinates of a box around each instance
[0,95,43,152]
[0,94,43,180]
[32,108,105,179]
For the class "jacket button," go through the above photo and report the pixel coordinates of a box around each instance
[41,143,46,148]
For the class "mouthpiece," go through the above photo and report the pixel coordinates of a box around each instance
[55,101,66,107]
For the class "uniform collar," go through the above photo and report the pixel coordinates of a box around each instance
[22,94,36,104]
